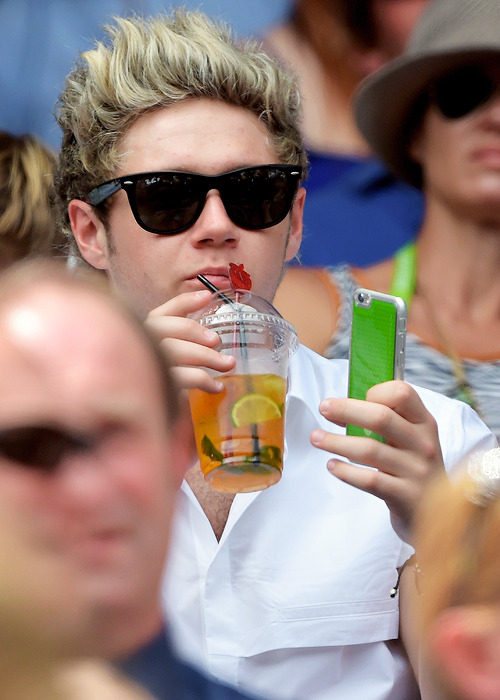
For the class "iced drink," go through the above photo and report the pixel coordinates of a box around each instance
[188,290,298,493]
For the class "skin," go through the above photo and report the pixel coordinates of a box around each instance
[0,282,192,661]
[411,91,500,221]
[69,97,445,544]
[364,0,429,69]
[427,604,500,700]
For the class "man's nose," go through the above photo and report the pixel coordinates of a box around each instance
[53,453,116,515]
[481,89,500,125]
[188,190,240,247]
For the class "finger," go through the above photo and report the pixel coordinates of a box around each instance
[326,458,418,503]
[311,428,443,480]
[311,429,408,476]
[366,380,431,424]
[160,337,235,374]
[318,398,415,449]
[325,381,433,435]
[326,459,417,535]
[148,289,213,319]
[171,366,225,394]
[319,392,440,455]
[146,313,222,349]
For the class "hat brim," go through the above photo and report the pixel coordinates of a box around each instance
[354,48,500,187]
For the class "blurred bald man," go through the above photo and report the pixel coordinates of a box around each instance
[0,259,264,700]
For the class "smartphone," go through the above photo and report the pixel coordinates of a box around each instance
[347,288,407,442]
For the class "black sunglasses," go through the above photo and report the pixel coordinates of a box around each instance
[0,425,94,473]
[87,164,302,235]
[431,65,500,120]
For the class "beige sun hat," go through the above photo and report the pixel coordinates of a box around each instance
[354,0,500,188]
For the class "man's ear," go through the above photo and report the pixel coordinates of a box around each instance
[68,199,110,270]
[284,186,305,262]
[431,605,500,700]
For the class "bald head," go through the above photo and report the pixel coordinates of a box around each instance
[0,259,192,659]
[0,260,181,425]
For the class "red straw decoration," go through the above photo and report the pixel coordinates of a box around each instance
[229,263,252,291]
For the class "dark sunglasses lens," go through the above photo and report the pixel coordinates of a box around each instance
[134,174,203,234]
[0,426,90,471]
[224,167,295,229]
[434,66,494,119]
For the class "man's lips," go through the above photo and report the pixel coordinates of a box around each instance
[189,269,231,290]
[471,147,500,168]
[72,528,131,564]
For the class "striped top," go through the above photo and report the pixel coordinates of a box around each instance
[324,264,500,441]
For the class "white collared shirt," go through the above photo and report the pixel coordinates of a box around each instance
[163,346,496,700]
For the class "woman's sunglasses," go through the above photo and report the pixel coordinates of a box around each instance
[88,164,302,235]
[430,65,500,120]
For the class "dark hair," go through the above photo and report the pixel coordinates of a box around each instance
[342,0,377,48]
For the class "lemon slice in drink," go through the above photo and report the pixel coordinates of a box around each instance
[230,393,282,427]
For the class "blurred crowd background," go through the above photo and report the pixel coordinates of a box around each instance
[0,0,289,149]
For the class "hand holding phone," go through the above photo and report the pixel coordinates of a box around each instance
[347,288,407,441]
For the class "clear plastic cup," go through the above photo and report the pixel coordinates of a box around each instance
[188,289,298,493]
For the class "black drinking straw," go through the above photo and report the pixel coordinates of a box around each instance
[197,274,260,464]
[197,274,233,305]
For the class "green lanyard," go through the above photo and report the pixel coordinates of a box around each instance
[388,240,417,309]
[388,240,482,415]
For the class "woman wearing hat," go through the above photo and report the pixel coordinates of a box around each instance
[275,0,500,440]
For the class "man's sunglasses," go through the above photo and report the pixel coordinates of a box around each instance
[87,164,303,235]
[430,65,500,120]
[0,425,94,473]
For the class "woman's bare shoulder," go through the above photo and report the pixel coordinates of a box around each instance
[274,267,340,354]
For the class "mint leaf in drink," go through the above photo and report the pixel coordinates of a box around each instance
[201,434,224,463]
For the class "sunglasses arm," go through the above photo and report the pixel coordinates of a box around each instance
[88,180,122,207]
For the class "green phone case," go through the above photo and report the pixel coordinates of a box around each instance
[347,289,407,442]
